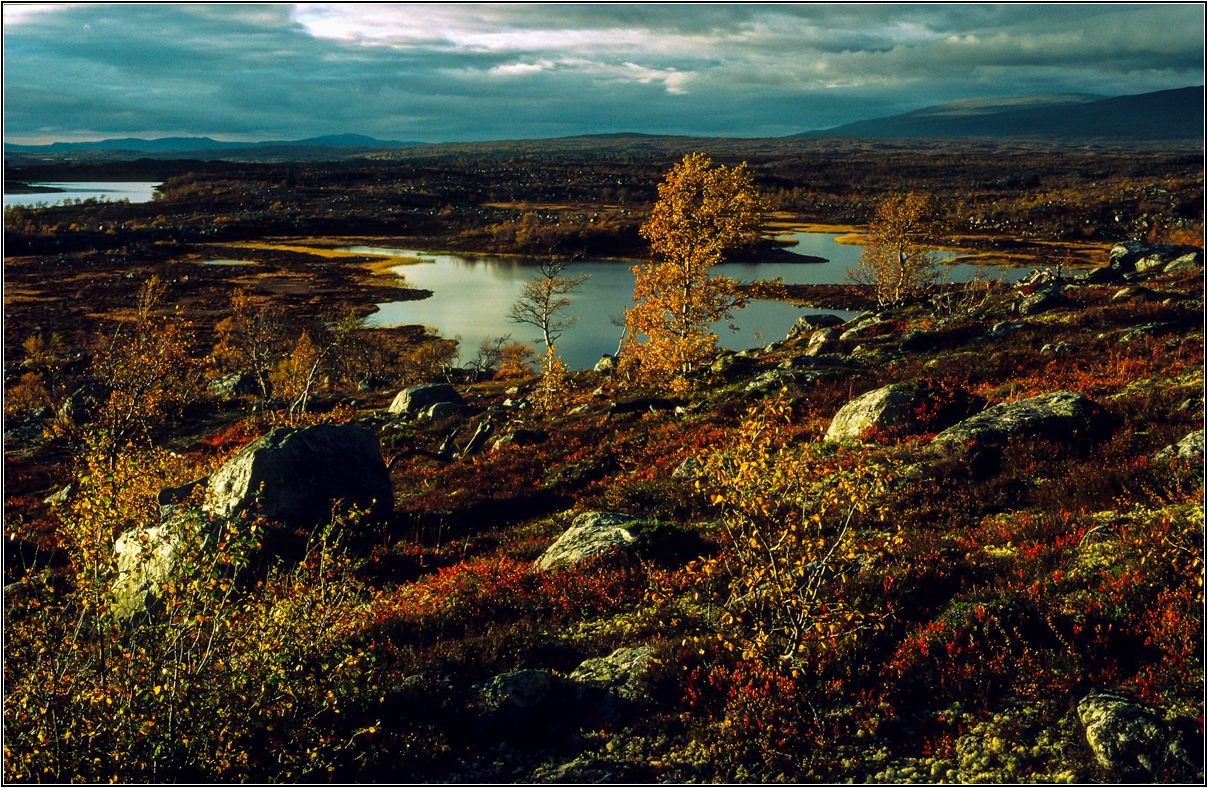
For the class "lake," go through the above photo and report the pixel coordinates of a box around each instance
[354,232,1033,370]
[3,182,161,209]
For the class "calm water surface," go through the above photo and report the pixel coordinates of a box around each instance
[354,233,1031,370]
[3,182,161,209]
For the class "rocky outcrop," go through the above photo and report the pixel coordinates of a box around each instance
[1077,689,1196,781]
[207,371,261,400]
[593,355,617,374]
[204,423,392,528]
[1109,241,1202,274]
[111,508,218,620]
[568,645,656,704]
[1016,288,1069,316]
[931,391,1111,466]
[1153,430,1204,463]
[534,511,640,570]
[825,382,984,443]
[493,428,548,450]
[388,383,463,416]
[786,313,845,341]
[803,327,842,357]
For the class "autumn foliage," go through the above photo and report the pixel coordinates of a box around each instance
[622,153,767,391]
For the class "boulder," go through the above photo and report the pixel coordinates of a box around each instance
[43,480,79,506]
[388,383,463,416]
[534,511,639,570]
[1109,242,1201,273]
[1077,689,1194,781]
[568,645,656,704]
[825,382,984,443]
[204,424,392,529]
[593,355,617,374]
[1016,288,1069,316]
[111,508,218,620]
[1111,285,1159,303]
[786,313,845,341]
[804,327,841,357]
[710,352,755,378]
[1163,252,1203,273]
[1153,431,1204,464]
[745,368,820,394]
[492,428,548,450]
[988,321,1025,339]
[476,668,556,716]
[840,319,890,341]
[931,391,1112,465]
[207,371,261,400]
[422,401,467,421]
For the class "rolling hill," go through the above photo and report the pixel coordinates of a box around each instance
[800,86,1204,140]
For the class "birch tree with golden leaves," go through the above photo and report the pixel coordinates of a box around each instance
[622,152,766,391]
[852,192,939,308]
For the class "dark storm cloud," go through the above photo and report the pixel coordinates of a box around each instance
[3,3,1203,143]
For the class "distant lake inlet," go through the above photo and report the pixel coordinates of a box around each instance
[3,182,162,209]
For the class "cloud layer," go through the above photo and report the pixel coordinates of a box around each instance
[3,3,1203,143]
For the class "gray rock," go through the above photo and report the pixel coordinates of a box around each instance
[593,355,617,373]
[931,390,1111,465]
[422,401,467,421]
[476,669,556,717]
[388,383,463,416]
[710,352,754,378]
[534,511,639,570]
[826,382,984,443]
[1077,689,1191,780]
[204,423,392,529]
[111,508,219,620]
[745,367,820,394]
[1109,241,1201,273]
[1040,341,1073,355]
[207,371,261,400]
[1111,285,1159,303]
[786,313,845,341]
[43,480,79,506]
[568,645,656,703]
[988,321,1025,339]
[1153,431,1204,463]
[1117,322,1178,343]
[493,428,548,450]
[1016,288,1069,316]
[840,319,890,341]
[804,327,842,357]
[1163,252,1203,273]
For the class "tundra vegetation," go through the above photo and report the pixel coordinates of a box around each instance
[2,141,1204,783]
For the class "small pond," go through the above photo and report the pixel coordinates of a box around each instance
[353,232,1033,370]
[3,182,162,209]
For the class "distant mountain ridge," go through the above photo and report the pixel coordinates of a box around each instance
[799,86,1203,140]
[4,133,422,153]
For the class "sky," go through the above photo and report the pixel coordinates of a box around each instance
[2,3,1204,144]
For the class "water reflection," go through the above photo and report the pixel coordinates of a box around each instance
[353,233,1032,370]
[3,182,161,209]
